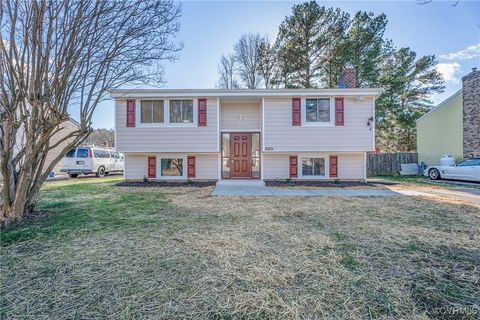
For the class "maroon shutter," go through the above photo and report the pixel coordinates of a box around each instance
[335,98,344,126]
[148,156,156,179]
[289,155,298,178]
[329,155,338,178]
[126,99,136,127]
[198,98,207,126]
[292,98,301,126]
[187,156,196,178]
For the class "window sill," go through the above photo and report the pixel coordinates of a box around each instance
[299,175,328,179]
[158,176,187,180]
[136,123,198,128]
[167,123,196,127]
[301,122,334,127]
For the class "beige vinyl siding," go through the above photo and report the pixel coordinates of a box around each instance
[44,120,78,174]
[263,97,374,152]
[124,154,149,180]
[0,120,78,181]
[116,98,218,153]
[124,153,218,180]
[220,102,261,130]
[263,154,290,179]
[196,154,219,180]
[263,152,365,180]
[338,153,365,179]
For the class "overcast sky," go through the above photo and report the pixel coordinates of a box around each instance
[91,0,480,129]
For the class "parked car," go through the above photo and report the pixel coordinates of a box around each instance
[61,147,124,178]
[424,158,480,182]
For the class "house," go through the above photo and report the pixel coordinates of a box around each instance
[45,119,80,175]
[417,68,479,166]
[0,118,79,182]
[109,75,381,182]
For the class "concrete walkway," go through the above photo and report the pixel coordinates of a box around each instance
[211,185,400,197]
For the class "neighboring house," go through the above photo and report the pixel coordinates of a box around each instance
[417,68,480,166]
[0,118,79,182]
[109,74,381,182]
[45,119,80,174]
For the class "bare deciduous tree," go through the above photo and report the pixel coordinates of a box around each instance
[234,33,264,89]
[217,54,238,89]
[0,0,182,221]
[257,39,278,89]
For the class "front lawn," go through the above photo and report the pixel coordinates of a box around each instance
[1,177,479,319]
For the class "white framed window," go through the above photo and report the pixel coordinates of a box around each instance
[169,99,194,124]
[302,98,333,126]
[301,157,326,177]
[138,100,165,126]
[160,158,184,177]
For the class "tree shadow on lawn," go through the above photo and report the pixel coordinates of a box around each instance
[1,182,479,319]
[0,181,226,245]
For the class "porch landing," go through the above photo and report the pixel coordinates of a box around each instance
[211,180,400,197]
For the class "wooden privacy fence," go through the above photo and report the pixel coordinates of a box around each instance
[367,152,418,176]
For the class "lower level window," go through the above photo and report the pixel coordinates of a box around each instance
[161,158,183,176]
[302,158,325,176]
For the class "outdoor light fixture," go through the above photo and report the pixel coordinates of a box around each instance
[367,116,374,130]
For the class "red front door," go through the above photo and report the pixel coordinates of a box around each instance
[230,133,251,178]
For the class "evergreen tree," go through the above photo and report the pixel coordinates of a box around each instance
[319,31,349,88]
[346,11,390,87]
[376,47,445,151]
[275,1,349,88]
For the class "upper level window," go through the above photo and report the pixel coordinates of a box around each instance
[170,100,193,123]
[141,100,164,123]
[306,99,330,122]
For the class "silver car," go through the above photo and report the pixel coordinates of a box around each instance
[424,158,480,182]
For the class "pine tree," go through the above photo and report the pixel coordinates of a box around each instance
[346,11,390,87]
[376,47,445,151]
[275,1,349,88]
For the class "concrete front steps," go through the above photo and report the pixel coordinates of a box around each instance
[212,179,270,196]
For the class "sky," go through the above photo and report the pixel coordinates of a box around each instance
[92,0,480,129]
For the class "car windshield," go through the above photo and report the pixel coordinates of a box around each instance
[457,159,480,166]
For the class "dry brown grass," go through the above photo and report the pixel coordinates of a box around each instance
[1,177,479,319]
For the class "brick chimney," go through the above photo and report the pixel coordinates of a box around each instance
[462,67,480,159]
[338,67,357,88]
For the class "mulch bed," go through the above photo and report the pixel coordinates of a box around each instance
[116,180,217,188]
[265,180,376,188]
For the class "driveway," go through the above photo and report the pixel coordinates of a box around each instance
[390,185,480,207]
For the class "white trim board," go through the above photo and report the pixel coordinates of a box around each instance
[110,88,382,99]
